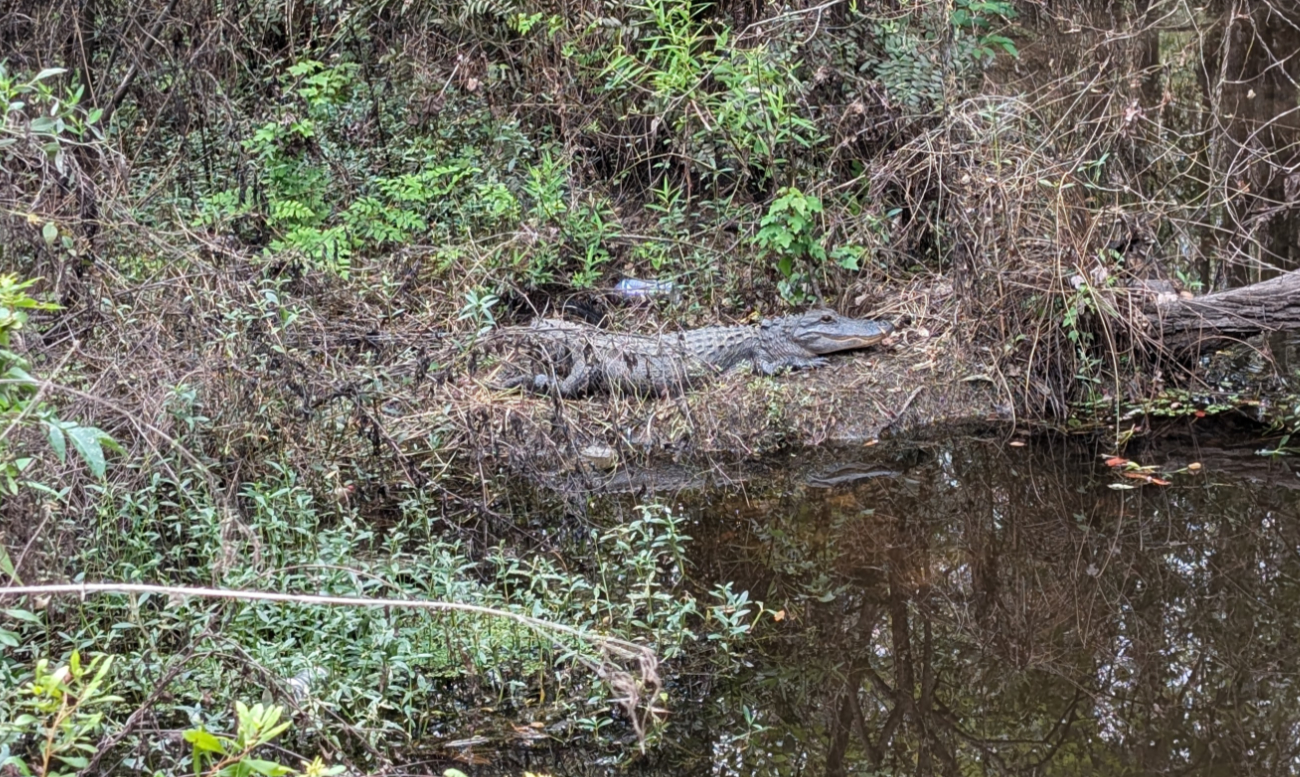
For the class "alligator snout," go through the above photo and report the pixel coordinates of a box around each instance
[798,315,895,354]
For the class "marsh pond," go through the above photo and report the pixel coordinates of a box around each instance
[435,420,1300,776]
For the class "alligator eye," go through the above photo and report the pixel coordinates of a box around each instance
[821,314,834,322]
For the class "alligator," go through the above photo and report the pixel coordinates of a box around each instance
[492,309,894,397]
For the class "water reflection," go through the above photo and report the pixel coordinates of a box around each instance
[678,430,1300,776]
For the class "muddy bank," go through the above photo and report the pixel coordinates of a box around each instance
[17,254,1296,512]
[437,332,1010,482]
[434,275,1300,484]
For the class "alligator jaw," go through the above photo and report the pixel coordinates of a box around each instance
[788,313,895,355]
[812,325,893,351]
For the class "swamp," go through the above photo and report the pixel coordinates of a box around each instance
[3,0,1300,774]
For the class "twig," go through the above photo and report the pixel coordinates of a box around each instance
[0,582,654,662]
[101,0,182,128]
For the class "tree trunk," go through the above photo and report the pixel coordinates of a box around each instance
[1149,271,1300,347]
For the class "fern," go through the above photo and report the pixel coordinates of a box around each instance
[457,0,518,21]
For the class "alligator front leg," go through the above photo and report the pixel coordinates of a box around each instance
[531,348,594,397]
[754,354,828,375]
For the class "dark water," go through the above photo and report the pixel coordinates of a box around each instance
[448,417,1300,776]
[574,424,1300,776]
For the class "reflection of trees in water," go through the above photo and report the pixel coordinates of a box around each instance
[689,438,1300,775]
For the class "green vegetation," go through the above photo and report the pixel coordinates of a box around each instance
[0,482,759,770]
[1,652,120,777]
[2,0,1299,772]
[0,275,113,497]
[183,702,344,777]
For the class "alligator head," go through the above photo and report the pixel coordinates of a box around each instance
[765,309,895,355]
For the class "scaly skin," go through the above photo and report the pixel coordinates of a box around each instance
[497,309,894,397]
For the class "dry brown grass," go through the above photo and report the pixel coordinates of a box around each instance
[1,85,1218,539]
[432,270,1016,483]
[10,224,1015,523]
[5,1,1296,519]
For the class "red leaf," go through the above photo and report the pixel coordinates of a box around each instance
[1119,473,1172,486]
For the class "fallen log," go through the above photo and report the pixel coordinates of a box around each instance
[1149,270,1300,347]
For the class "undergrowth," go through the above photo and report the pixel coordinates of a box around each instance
[2,0,1297,771]
[2,481,760,771]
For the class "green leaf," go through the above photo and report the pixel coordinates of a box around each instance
[0,628,18,647]
[21,481,64,500]
[7,367,37,383]
[66,425,107,477]
[0,756,30,777]
[45,421,67,463]
[99,433,125,455]
[85,694,124,705]
[0,546,19,584]
[242,758,293,776]
[4,609,40,623]
[261,720,292,744]
[834,247,861,271]
[182,729,225,753]
[41,222,57,245]
[33,68,67,82]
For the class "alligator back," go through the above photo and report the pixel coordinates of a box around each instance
[495,320,718,396]
[491,310,893,397]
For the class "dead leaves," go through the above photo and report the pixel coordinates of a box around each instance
[1101,454,1203,488]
